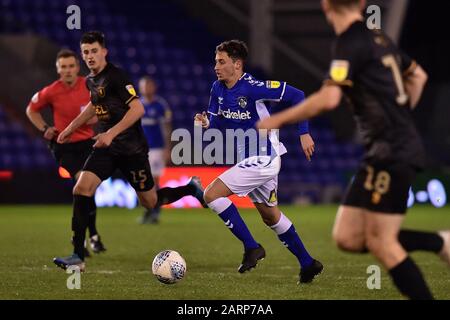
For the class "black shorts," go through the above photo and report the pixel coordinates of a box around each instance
[83,148,154,192]
[48,139,94,179]
[342,162,417,214]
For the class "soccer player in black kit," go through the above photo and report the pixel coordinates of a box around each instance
[258,0,450,300]
[53,31,206,271]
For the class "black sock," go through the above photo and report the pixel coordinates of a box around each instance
[143,205,161,218]
[389,256,434,300]
[357,229,444,254]
[398,229,443,253]
[87,196,98,238]
[151,206,161,219]
[72,195,92,261]
[156,185,195,206]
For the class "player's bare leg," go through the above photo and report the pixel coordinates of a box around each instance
[438,230,450,266]
[204,178,262,273]
[253,202,281,226]
[136,186,158,210]
[334,205,446,258]
[203,178,234,203]
[365,212,433,300]
[73,171,102,197]
[332,205,366,252]
[255,203,323,283]
[365,213,406,268]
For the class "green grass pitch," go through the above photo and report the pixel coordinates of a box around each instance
[0,204,449,300]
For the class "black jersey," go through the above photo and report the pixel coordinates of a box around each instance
[325,20,426,169]
[86,63,148,155]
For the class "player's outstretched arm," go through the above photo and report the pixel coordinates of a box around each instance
[257,85,342,130]
[57,102,96,143]
[404,64,428,110]
[93,98,144,148]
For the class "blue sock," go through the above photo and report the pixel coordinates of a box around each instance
[210,198,259,250]
[278,225,314,268]
[271,213,314,268]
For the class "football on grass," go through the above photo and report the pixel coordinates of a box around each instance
[152,250,187,284]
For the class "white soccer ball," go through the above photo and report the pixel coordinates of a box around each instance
[152,250,187,284]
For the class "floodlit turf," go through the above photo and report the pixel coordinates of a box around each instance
[0,204,449,300]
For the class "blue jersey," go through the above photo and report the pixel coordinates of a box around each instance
[141,96,171,149]
[207,73,308,160]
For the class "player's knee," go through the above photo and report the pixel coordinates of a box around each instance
[203,185,216,204]
[333,231,364,252]
[73,183,95,197]
[261,215,278,226]
[365,235,389,256]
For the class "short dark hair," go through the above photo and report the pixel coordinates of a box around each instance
[56,49,78,62]
[80,31,106,47]
[215,40,248,63]
[327,0,362,11]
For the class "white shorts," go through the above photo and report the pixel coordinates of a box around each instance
[218,155,281,207]
[148,149,165,177]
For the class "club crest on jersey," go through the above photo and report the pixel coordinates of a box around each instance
[97,86,105,97]
[237,96,247,108]
[330,60,349,82]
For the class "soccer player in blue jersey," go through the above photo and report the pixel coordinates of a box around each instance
[138,76,173,224]
[195,40,323,284]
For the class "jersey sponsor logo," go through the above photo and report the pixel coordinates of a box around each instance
[330,60,350,82]
[31,92,39,103]
[237,96,247,108]
[126,84,137,97]
[269,189,277,203]
[94,105,109,120]
[218,97,224,105]
[266,81,281,89]
[220,109,251,120]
